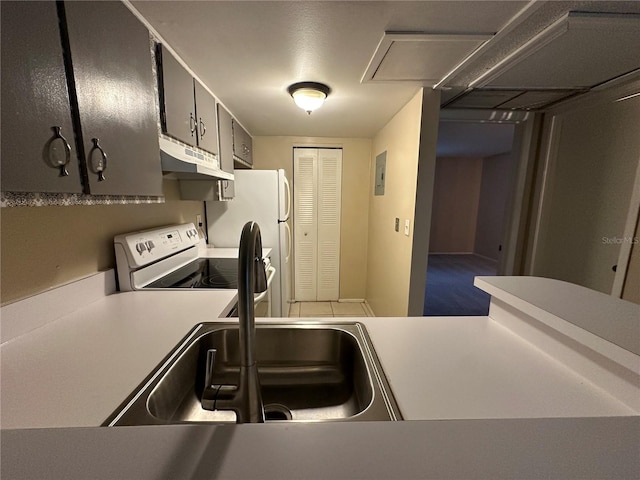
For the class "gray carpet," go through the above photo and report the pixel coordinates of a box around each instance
[424,254,497,316]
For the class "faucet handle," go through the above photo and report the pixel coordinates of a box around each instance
[205,349,217,389]
[201,349,219,410]
[254,257,267,293]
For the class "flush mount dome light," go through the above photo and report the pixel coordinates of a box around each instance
[287,82,331,114]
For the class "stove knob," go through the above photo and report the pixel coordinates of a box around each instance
[186,230,193,238]
[145,240,155,252]
[135,242,147,255]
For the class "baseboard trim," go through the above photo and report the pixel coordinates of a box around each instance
[429,251,474,255]
[362,301,375,317]
[472,253,499,263]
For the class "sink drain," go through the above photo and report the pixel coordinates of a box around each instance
[264,404,292,421]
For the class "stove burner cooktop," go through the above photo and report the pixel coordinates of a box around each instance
[145,258,239,289]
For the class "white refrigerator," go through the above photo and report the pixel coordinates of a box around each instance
[205,169,292,317]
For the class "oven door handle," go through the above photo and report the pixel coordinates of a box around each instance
[254,265,276,303]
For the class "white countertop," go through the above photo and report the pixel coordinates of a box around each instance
[3,417,638,479]
[199,244,272,259]
[1,274,637,429]
[476,275,640,358]
[1,273,638,478]
[364,315,634,420]
[1,289,236,429]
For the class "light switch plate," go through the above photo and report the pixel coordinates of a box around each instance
[404,219,410,236]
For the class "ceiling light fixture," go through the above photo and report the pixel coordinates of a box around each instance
[287,82,331,114]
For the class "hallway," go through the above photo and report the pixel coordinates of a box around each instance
[424,254,497,316]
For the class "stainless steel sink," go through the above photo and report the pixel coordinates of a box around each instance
[105,322,401,425]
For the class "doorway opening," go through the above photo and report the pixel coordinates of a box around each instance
[424,120,517,316]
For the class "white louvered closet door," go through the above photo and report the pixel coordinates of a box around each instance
[294,148,342,301]
[316,148,342,300]
[294,149,318,301]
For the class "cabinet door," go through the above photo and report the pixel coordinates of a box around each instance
[194,81,218,155]
[1,1,81,193]
[64,1,162,196]
[157,44,196,148]
[219,179,235,199]
[232,120,253,167]
[217,104,234,174]
[243,127,253,166]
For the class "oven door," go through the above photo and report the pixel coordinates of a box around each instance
[228,265,276,318]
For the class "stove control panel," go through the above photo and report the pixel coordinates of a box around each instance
[114,223,201,269]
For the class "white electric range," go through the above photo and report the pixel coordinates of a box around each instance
[114,223,275,317]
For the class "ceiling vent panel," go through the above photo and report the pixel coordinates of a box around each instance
[497,90,578,109]
[446,89,581,110]
[448,90,524,109]
[471,12,640,89]
[362,32,493,83]
[439,109,530,124]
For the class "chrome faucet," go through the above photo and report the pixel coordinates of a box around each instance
[201,221,267,423]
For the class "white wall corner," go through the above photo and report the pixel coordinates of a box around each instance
[408,88,441,316]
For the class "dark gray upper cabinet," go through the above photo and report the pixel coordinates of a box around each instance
[194,82,218,156]
[64,1,162,196]
[232,120,253,168]
[1,1,81,193]
[1,1,162,197]
[217,104,234,174]
[157,44,219,157]
[157,45,196,147]
[216,104,235,199]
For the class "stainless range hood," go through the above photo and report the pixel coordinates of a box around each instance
[159,136,233,181]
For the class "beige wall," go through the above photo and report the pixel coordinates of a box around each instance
[366,90,424,317]
[475,151,515,260]
[532,94,640,294]
[429,157,482,254]
[252,136,372,299]
[0,180,204,305]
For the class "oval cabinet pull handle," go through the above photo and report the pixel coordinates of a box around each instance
[90,138,108,182]
[190,113,196,137]
[199,118,206,138]
[51,126,72,177]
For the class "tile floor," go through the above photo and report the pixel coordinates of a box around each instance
[288,301,370,317]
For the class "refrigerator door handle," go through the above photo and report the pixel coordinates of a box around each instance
[284,221,292,263]
[283,174,291,220]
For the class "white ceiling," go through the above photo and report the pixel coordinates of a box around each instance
[130,1,640,139]
[130,1,526,137]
